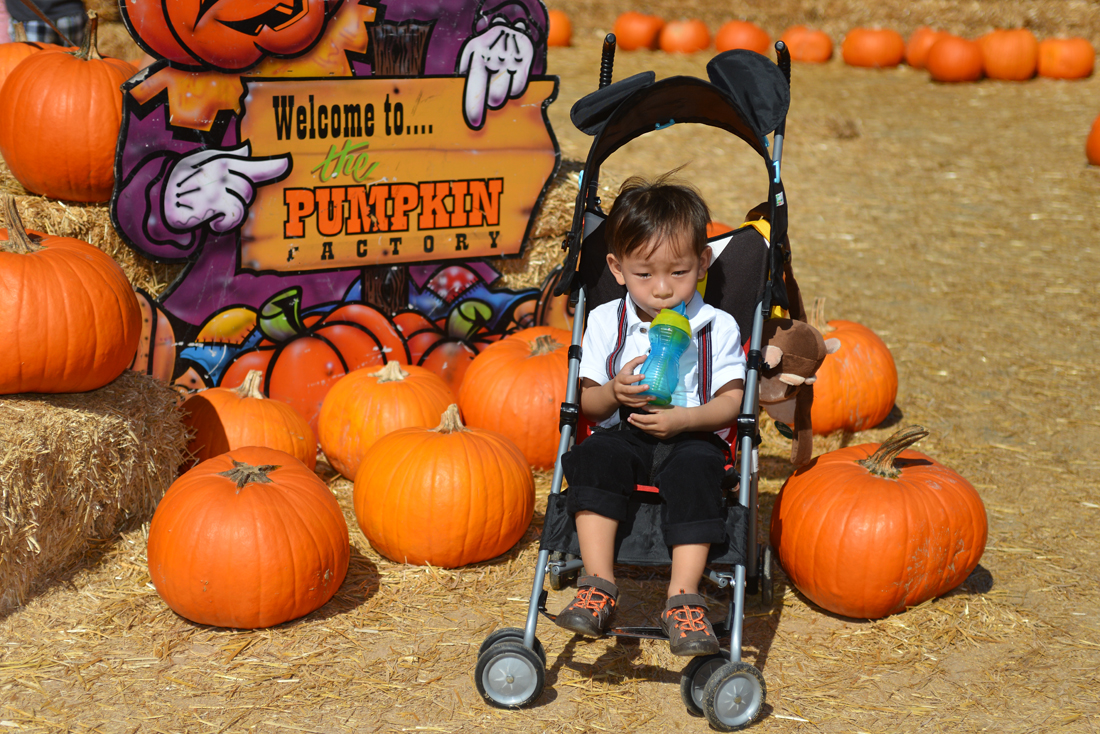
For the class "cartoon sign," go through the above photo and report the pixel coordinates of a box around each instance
[112,0,560,428]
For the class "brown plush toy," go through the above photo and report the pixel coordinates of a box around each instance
[759,318,839,466]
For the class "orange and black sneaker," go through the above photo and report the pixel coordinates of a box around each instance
[554,575,618,637]
[659,592,720,656]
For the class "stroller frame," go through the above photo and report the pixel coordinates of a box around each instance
[475,36,795,732]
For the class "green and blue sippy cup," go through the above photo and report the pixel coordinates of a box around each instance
[638,302,691,406]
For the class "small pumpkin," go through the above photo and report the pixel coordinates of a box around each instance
[0,196,142,394]
[841,27,905,68]
[780,25,833,63]
[1037,37,1095,79]
[318,361,455,480]
[458,326,570,470]
[182,369,317,469]
[0,23,48,92]
[612,11,664,51]
[905,26,946,69]
[714,20,770,55]
[979,28,1039,81]
[147,447,350,628]
[1088,113,1100,166]
[659,19,711,54]
[808,298,898,435]
[547,9,572,47]
[353,405,535,568]
[770,426,987,619]
[926,35,984,83]
[0,13,136,203]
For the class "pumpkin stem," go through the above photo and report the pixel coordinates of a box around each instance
[530,334,563,356]
[372,361,410,383]
[12,21,27,43]
[857,425,930,479]
[433,404,467,434]
[0,196,43,254]
[235,370,266,399]
[71,11,103,62]
[217,460,281,492]
[809,297,836,334]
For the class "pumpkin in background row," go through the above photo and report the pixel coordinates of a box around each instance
[354,405,534,568]
[0,13,135,203]
[0,197,141,394]
[926,35,984,83]
[904,26,946,69]
[148,447,350,628]
[714,20,770,55]
[319,361,455,480]
[979,28,1039,80]
[547,9,572,47]
[841,27,905,68]
[780,25,833,63]
[182,369,317,469]
[770,426,987,619]
[1037,37,1095,79]
[808,298,897,435]
[458,326,570,470]
[1088,113,1100,167]
[613,11,664,51]
[659,19,711,54]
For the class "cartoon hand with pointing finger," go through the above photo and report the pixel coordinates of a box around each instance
[458,17,534,130]
[164,143,291,233]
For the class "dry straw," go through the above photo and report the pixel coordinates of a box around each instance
[0,371,189,615]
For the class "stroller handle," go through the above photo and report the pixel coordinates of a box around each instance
[600,34,616,89]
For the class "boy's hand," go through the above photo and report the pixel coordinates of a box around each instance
[611,355,652,408]
[627,404,689,439]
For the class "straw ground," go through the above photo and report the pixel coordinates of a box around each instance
[3,5,1100,732]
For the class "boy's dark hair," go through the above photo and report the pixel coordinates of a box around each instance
[604,172,710,260]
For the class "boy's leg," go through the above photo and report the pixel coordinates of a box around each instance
[575,511,618,583]
[668,542,710,597]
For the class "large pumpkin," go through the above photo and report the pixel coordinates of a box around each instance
[808,299,897,434]
[0,13,135,203]
[182,369,317,469]
[841,27,905,68]
[0,197,141,394]
[926,35,984,83]
[780,25,833,63]
[0,25,48,92]
[979,28,1039,81]
[770,426,987,619]
[457,326,569,470]
[1037,37,1095,79]
[147,446,350,628]
[318,361,455,480]
[354,405,534,568]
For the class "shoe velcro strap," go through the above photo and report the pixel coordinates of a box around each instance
[665,593,708,612]
[577,575,619,599]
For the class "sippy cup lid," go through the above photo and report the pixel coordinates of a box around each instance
[650,301,691,335]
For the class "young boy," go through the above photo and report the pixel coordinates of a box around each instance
[555,173,745,657]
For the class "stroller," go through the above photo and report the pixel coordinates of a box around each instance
[474,36,796,732]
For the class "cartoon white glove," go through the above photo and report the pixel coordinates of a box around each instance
[458,17,534,130]
[164,143,290,233]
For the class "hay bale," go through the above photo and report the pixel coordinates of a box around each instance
[0,371,189,616]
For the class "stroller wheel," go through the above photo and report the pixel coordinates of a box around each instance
[702,661,766,731]
[478,627,547,665]
[760,544,775,607]
[475,639,546,709]
[680,653,728,717]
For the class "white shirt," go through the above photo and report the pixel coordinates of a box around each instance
[579,291,746,429]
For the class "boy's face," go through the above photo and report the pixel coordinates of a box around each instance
[607,233,711,321]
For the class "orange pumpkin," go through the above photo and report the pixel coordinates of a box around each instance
[147,447,350,628]
[926,35,984,83]
[905,26,946,69]
[458,326,570,470]
[706,221,734,237]
[714,20,770,55]
[808,298,897,435]
[841,27,905,68]
[354,405,534,568]
[0,197,142,394]
[547,9,572,47]
[979,28,1039,80]
[780,25,833,63]
[418,337,478,393]
[612,11,664,51]
[659,19,711,54]
[0,24,47,92]
[770,426,987,619]
[318,361,455,480]
[0,13,136,203]
[1088,113,1100,166]
[1037,37,1095,79]
[182,369,317,469]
